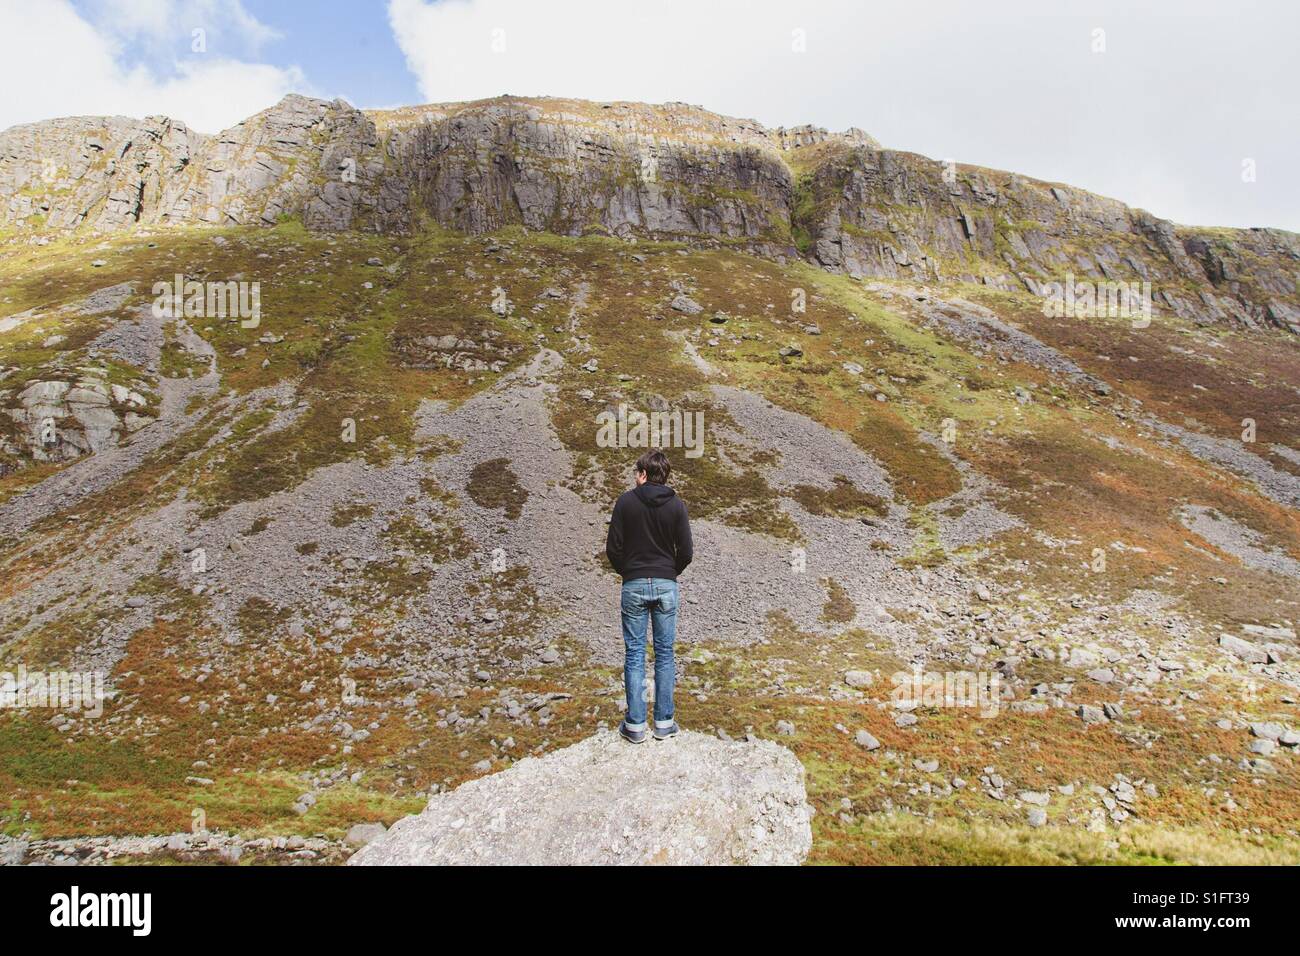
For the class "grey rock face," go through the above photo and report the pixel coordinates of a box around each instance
[855,729,881,750]
[0,96,387,233]
[343,822,388,848]
[3,94,1297,333]
[378,98,800,241]
[1250,721,1285,741]
[1220,633,1269,664]
[670,293,704,314]
[160,95,387,230]
[348,730,812,865]
[0,114,201,231]
[1078,704,1109,724]
[0,835,27,865]
[3,373,153,464]
[803,144,1300,332]
[1249,738,1277,757]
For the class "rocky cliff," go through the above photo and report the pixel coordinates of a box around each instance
[3,94,1296,333]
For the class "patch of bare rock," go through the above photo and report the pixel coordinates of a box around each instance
[349,729,812,865]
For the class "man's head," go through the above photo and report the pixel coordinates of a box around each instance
[635,449,671,486]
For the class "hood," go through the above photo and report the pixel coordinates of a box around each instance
[633,482,677,508]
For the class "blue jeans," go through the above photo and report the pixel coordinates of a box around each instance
[620,578,678,729]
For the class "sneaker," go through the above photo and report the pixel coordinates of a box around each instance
[652,721,679,740]
[619,721,647,744]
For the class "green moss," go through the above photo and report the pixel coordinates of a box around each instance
[330,503,375,528]
[0,718,188,795]
[821,578,856,623]
[159,339,207,379]
[244,515,274,535]
[901,506,946,568]
[790,173,818,255]
[382,512,472,564]
[466,458,527,520]
[789,475,886,519]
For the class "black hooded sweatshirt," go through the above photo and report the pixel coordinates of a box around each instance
[605,482,693,582]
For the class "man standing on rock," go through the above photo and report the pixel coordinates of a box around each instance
[605,449,693,744]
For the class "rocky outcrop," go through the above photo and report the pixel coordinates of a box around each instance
[1,374,153,467]
[0,96,390,234]
[348,730,813,865]
[0,283,157,474]
[0,95,802,240]
[796,140,1300,333]
[156,95,394,231]
[381,98,795,240]
[0,114,202,231]
[3,94,1298,332]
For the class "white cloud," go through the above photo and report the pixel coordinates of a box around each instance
[387,0,1300,231]
[79,0,281,55]
[0,0,306,134]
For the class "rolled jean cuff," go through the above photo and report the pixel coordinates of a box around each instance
[623,720,647,732]
[654,718,675,728]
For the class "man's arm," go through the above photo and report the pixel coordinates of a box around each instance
[605,497,625,573]
[673,499,693,574]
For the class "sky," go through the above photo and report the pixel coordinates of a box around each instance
[0,0,1295,231]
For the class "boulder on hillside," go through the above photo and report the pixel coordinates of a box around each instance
[1220,633,1270,664]
[348,730,812,866]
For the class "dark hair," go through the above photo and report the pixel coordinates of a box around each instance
[636,449,671,484]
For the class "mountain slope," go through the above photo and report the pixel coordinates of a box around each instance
[3,94,1298,333]
[0,99,1298,865]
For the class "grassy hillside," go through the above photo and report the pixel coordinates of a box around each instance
[1,221,1297,864]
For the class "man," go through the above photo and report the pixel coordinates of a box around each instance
[605,448,693,744]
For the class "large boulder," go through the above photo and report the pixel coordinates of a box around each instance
[349,730,812,866]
